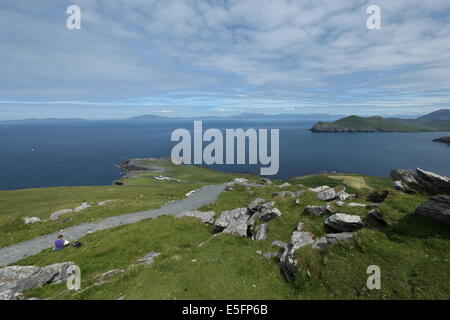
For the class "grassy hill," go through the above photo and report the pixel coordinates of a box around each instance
[1,160,449,300]
[311,110,450,133]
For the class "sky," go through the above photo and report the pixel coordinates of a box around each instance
[0,0,450,120]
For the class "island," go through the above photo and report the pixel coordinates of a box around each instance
[311,109,450,133]
[433,136,450,145]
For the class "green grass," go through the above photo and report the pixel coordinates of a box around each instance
[3,162,449,300]
[17,181,450,300]
[0,184,199,248]
[0,159,257,248]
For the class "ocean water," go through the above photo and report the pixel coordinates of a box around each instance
[0,119,449,190]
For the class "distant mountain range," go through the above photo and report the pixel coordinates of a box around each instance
[0,118,85,123]
[311,109,450,133]
[126,113,346,121]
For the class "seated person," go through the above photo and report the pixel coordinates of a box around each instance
[54,234,69,251]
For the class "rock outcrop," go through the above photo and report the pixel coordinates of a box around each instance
[391,168,450,194]
[0,262,75,300]
[415,195,450,225]
[279,223,314,282]
[214,199,282,239]
[279,223,355,281]
[324,213,364,232]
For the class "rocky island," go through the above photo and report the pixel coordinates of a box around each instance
[433,136,450,145]
[311,109,450,133]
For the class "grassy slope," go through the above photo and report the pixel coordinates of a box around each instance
[13,171,450,300]
[0,159,257,248]
[313,115,450,132]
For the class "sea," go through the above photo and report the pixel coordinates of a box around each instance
[0,119,449,190]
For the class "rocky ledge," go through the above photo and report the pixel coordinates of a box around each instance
[391,168,450,195]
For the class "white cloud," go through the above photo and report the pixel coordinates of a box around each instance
[0,0,449,119]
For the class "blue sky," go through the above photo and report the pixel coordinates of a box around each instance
[1,0,450,120]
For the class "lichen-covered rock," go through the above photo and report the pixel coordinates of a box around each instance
[391,168,450,194]
[214,208,248,230]
[416,195,450,226]
[317,188,337,201]
[222,214,249,237]
[325,213,364,232]
[0,262,76,300]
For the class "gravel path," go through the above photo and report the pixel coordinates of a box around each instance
[0,183,227,267]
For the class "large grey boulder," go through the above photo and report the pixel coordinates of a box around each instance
[214,208,248,230]
[391,168,450,194]
[416,195,450,226]
[317,188,337,201]
[325,213,364,232]
[0,262,75,300]
[222,214,249,237]
[176,210,216,224]
[304,204,333,216]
